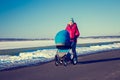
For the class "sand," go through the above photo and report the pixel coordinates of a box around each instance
[0,50,120,80]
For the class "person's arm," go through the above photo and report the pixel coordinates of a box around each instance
[75,23,80,38]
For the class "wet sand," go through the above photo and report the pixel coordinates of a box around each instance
[0,50,120,80]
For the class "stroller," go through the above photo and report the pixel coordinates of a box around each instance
[54,30,77,66]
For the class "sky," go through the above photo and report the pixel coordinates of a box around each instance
[0,0,120,39]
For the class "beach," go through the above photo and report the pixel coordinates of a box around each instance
[1,0,120,80]
[0,49,120,80]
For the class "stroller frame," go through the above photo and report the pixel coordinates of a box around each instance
[55,45,73,66]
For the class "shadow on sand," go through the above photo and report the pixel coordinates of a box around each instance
[78,57,120,64]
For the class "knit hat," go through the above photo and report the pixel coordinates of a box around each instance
[70,18,74,23]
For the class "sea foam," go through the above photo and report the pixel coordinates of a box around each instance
[0,42,120,71]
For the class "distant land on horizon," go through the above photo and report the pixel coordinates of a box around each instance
[0,38,53,41]
[80,35,120,39]
[0,36,120,41]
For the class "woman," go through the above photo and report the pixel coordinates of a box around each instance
[65,18,80,64]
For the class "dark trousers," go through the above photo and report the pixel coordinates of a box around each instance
[71,41,77,58]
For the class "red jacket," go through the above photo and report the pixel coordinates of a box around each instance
[65,23,80,42]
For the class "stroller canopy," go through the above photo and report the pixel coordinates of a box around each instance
[55,30,70,46]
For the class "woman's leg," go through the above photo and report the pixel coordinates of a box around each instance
[71,42,77,58]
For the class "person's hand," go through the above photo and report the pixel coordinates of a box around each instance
[74,36,78,42]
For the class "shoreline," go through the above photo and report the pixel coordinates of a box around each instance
[0,41,120,55]
[0,49,120,72]
[0,49,120,80]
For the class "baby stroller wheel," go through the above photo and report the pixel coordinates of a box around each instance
[55,55,60,66]
[63,60,67,66]
[63,55,68,66]
[55,61,59,66]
